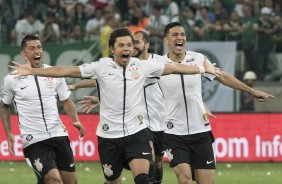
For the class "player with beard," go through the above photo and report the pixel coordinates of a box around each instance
[9,27,219,184]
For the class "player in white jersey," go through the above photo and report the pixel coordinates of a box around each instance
[158,22,274,184]
[10,27,219,184]
[0,34,85,184]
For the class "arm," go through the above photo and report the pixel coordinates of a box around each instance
[68,79,97,90]
[204,104,216,119]
[62,97,86,138]
[215,71,274,102]
[162,57,218,76]
[0,101,15,155]
[10,57,82,78]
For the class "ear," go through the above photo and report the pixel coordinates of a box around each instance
[110,46,114,55]
[145,42,150,50]
[163,37,169,45]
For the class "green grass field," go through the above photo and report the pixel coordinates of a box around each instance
[0,161,282,183]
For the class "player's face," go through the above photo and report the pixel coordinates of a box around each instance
[164,26,186,56]
[133,33,145,58]
[22,40,43,68]
[111,36,133,67]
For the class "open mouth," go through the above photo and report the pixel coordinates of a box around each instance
[175,42,184,50]
[121,53,130,60]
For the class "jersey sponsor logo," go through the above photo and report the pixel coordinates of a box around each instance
[102,124,109,131]
[165,149,174,162]
[34,158,43,172]
[20,85,29,90]
[129,67,140,79]
[185,58,195,63]
[206,160,214,164]
[167,122,174,129]
[103,164,113,177]
[136,114,143,125]
[203,113,209,122]
[44,77,54,89]
[26,135,33,141]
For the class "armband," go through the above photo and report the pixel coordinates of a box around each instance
[198,66,205,73]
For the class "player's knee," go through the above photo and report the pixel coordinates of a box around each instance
[44,175,63,184]
[134,173,149,184]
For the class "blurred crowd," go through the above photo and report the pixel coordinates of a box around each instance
[0,0,282,81]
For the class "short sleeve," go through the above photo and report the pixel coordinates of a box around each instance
[1,76,14,105]
[142,61,165,78]
[56,78,71,101]
[79,61,102,79]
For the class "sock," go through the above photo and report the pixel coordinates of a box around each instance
[155,166,163,184]
[134,173,149,184]
[148,163,156,184]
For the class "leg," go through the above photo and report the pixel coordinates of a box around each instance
[148,140,156,184]
[106,176,122,184]
[59,170,77,184]
[129,158,150,184]
[172,163,193,184]
[194,169,215,184]
[154,156,163,184]
[44,168,63,184]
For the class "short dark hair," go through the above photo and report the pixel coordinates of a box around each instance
[21,34,41,50]
[163,22,182,37]
[134,31,150,44]
[108,27,134,48]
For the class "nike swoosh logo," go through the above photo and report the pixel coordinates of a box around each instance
[70,163,75,167]
[21,86,28,90]
[206,160,214,164]
[142,152,151,155]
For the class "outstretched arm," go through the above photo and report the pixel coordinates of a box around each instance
[9,56,82,78]
[68,79,97,90]
[0,101,15,155]
[162,57,219,76]
[215,71,275,102]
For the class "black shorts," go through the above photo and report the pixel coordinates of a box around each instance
[98,129,152,181]
[164,132,216,170]
[23,136,75,178]
[147,129,164,157]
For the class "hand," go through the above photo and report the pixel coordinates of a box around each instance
[73,122,86,138]
[7,133,15,156]
[9,55,32,77]
[78,96,100,113]
[68,84,76,90]
[203,57,220,77]
[253,90,275,102]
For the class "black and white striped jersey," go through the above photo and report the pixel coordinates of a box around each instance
[158,51,216,135]
[142,54,166,131]
[1,64,69,148]
[79,57,164,138]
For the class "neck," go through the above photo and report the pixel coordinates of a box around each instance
[168,52,185,63]
[140,52,149,60]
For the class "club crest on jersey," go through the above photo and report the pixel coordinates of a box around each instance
[26,134,33,141]
[165,149,174,162]
[102,124,109,131]
[34,158,43,172]
[103,164,113,177]
[136,114,144,125]
[44,77,54,88]
[129,67,140,79]
[167,122,174,129]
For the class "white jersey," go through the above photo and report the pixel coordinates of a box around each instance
[142,54,166,131]
[0,64,70,148]
[158,51,216,135]
[79,57,164,138]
